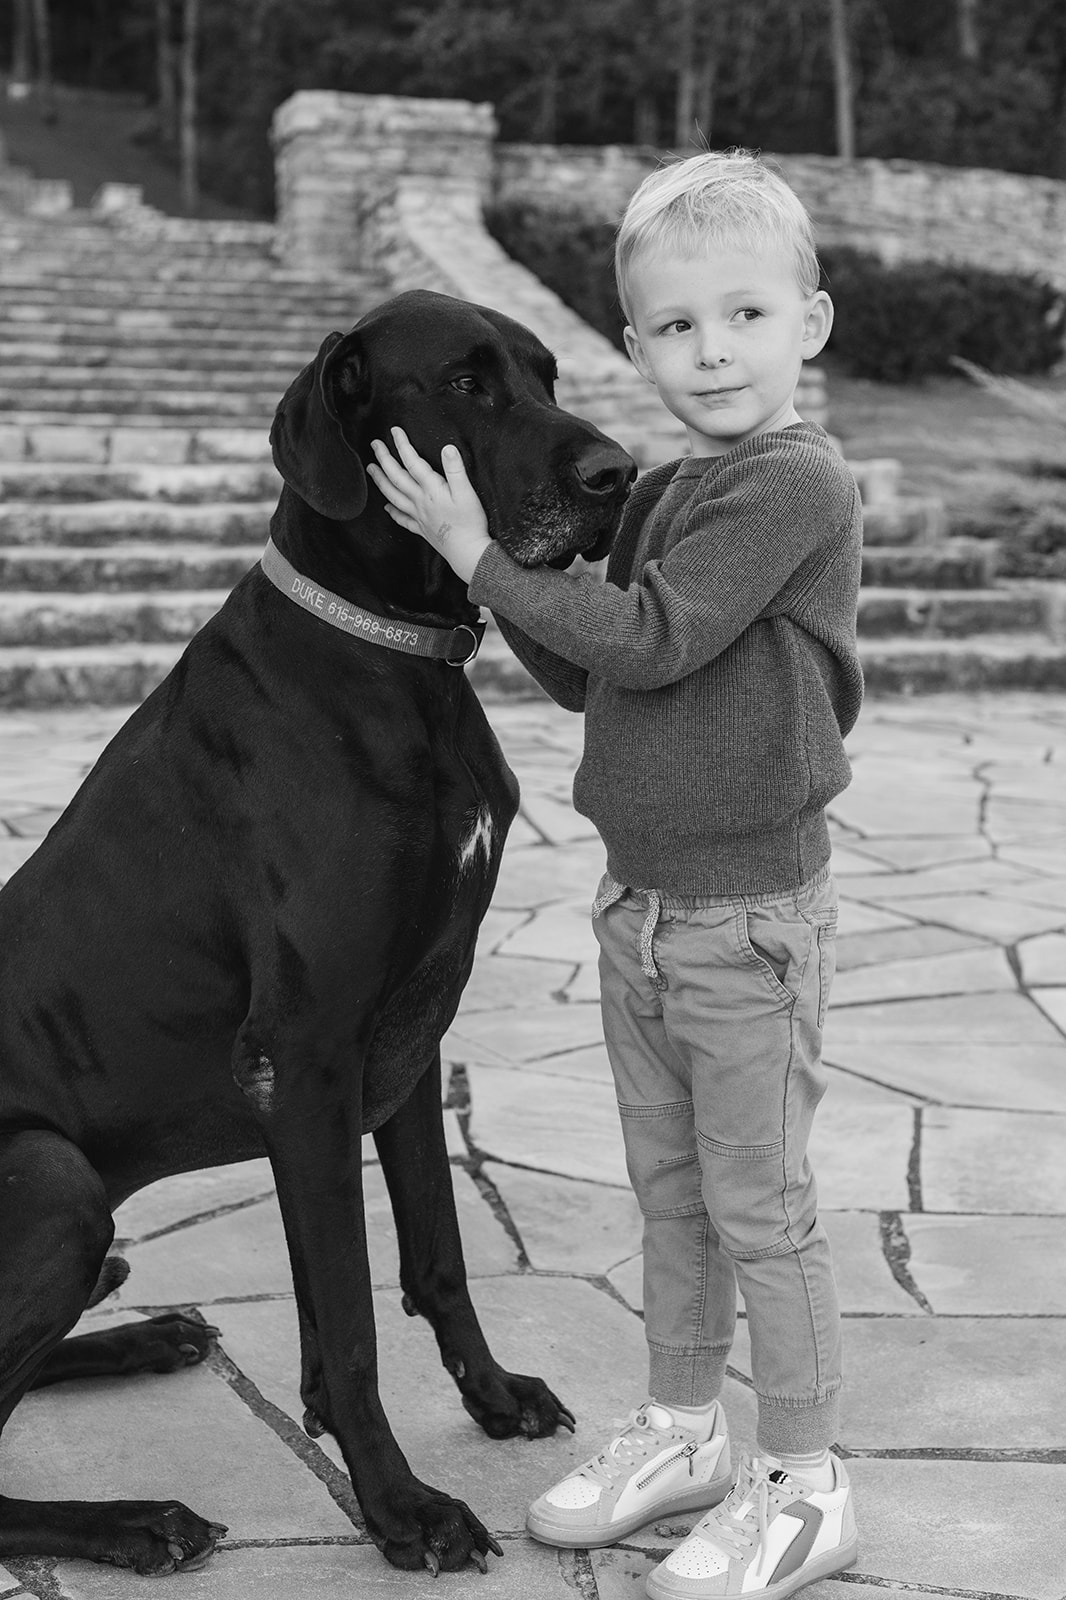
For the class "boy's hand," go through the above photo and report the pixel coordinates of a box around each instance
[367,427,492,585]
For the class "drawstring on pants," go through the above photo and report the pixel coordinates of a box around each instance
[593,876,666,987]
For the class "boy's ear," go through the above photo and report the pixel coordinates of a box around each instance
[801,291,834,361]
[623,325,655,385]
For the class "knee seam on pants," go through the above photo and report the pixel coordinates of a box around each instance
[727,1236,794,1261]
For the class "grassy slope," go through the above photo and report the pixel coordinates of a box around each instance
[0,80,253,217]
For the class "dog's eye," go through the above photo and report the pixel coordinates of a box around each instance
[449,376,481,395]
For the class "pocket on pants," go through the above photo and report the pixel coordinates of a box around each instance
[736,901,815,1006]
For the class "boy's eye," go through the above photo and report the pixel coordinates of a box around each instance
[736,308,763,323]
[657,319,690,336]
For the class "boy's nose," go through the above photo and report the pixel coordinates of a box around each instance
[696,345,731,370]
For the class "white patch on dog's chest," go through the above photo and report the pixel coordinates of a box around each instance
[457,803,494,878]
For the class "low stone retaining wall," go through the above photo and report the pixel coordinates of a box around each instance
[494,144,1066,292]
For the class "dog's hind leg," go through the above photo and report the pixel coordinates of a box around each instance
[373,1052,576,1440]
[0,1128,226,1572]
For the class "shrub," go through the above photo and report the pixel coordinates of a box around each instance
[819,249,1064,383]
[486,200,625,349]
[486,202,1066,385]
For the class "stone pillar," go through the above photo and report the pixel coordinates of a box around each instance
[272,91,497,274]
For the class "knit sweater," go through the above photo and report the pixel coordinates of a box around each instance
[469,421,864,895]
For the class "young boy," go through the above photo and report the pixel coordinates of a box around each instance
[368,148,863,1600]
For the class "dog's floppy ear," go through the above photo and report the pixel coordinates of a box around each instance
[270,330,369,520]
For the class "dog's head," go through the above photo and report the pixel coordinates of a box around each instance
[270,290,635,570]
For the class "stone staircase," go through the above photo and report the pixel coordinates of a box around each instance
[0,198,388,705]
[1,192,1064,707]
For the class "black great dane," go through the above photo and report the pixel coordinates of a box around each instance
[0,289,635,1578]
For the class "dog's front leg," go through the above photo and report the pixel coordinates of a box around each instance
[374,1052,576,1439]
[235,1041,501,1574]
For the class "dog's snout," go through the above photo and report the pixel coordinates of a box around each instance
[571,444,637,502]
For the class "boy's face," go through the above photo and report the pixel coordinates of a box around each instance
[622,243,833,458]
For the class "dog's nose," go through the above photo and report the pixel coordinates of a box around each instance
[571,444,637,501]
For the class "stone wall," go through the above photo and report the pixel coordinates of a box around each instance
[270,92,827,464]
[493,144,1066,291]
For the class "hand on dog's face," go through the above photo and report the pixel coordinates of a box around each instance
[368,429,492,585]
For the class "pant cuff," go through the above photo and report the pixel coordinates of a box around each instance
[648,1341,731,1407]
[756,1389,840,1455]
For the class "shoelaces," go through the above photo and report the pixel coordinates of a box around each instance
[582,1408,669,1488]
[691,1456,793,1562]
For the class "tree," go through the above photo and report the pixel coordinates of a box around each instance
[179,0,198,212]
[828,0,855,159]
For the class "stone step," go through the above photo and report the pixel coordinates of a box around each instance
[0,590,225,647]
[0,266,377,297]
[861,539,998,590]
[857,586,1050,638]
[5,617,1066,709]
[2,304,369,331]
[0,424,270,464]
[0,463,281,502]
[861,497,947,546]
[0,336,325,366]
[0,641,182,709]
[0,543,261,591]
[0,392,277,420]
[0,500,272,546]
[0,367,302,392]
[0,289,378,324]
[858,635,1066,693]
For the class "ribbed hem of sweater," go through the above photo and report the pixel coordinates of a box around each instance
[599,810,832,898]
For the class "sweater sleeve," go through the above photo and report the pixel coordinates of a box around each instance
[490,613,588,711]
[469,436,857,693]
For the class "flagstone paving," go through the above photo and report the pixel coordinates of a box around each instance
[0,691,1065,1600]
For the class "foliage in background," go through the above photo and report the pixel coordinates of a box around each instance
[818,249,1065,380]
[1,0,1065,214]
[485,199,1066,383]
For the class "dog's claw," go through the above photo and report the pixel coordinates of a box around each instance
[471,1550,488,1573]
[303,1407,326,1438]
[488,1534,504,1558]
[423,1550,440,1577]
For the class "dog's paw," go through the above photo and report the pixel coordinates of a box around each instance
[461,1369,576,1440]
[380,1487,502,1574]
[129,1312,222,1372]
[95,1500,228,1574]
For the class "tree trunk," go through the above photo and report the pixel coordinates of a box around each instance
[635,94,658,146]
[957,0,980,62]
[157,0,179,148]
[828,0,855,161]
[180,0,199,214]
[674,0,696,146]
[695,57,716,145]
[11,0,32,84]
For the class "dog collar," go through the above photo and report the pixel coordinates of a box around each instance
[260,538,485,666]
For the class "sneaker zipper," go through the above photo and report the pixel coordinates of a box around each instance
[635,1439,700,1491]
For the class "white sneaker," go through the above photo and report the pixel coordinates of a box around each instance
[526,1399,732,1549]
[645,1451,858,1598]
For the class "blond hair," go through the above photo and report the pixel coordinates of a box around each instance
[615,149,820,320]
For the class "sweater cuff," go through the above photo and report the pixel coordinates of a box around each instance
[468,540,524,608]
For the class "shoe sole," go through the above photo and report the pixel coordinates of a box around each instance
[526,1468,734,1550]
[645,1535,859,1599]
